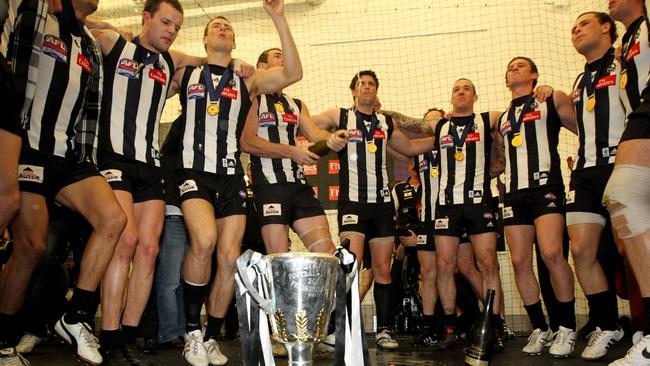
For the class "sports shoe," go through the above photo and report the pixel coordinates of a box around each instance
[578,319,597,340]
[183,330,208,366]
[102,346,154,366]
[15,334,41,354]
[204,339,227,365]
[375,329,399,350]
[54,316,102,365]
[609,334,650,366]
[522,328,554,355]
[581,326,624,360]
[412,330,437,347]
[0,347,29,366]
[317,333,335,353]
[549,326,577,358]
[633,330,644,346]
[436,327,460,350]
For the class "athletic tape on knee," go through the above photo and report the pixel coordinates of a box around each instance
[299,225,333,251]
[604,164,650,239]
[566,212,607,226]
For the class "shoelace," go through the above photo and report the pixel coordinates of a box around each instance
[78,323,100,349]
[625,337,649,355]
[587,329,605,347]
[185,333,202,355]
[205,340,221,353]
[555,329,571,345]
[526,330,543,346]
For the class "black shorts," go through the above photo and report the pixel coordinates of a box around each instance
[566,165,613,218]
[176,169,247,218]
[620,86,650,143]
[503,184,565,226]
[18,146,101,200]
[337,200,395,241]
[434,201,498,239]
[253,183,324,226]
[98,152,164,202]
[0,54,23,137]
[416,221,470,251]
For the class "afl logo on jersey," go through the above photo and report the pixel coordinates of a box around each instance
[117,58,139,79]
[259,112,277,127]
[440,135,454,149]
[42,35,67,62]
[187,83,206,100]
[348,129,363,143]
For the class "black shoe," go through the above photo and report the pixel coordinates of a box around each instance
[436,328,460,350]
[412,331,438,347]
[103,345,155,366]
[577,319,597,340]
[142,338,158,354]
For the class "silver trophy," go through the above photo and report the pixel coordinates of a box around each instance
[237,251,339,366]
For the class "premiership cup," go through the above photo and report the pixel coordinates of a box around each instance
[237,251,339,366]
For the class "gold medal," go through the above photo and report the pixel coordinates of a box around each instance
[275,102,285,113]
[431,168,439,177]
[207,102,219,116]
[620,70,628,89]
[454,151,464,161]
[367,141,377,153]
[586,95,596,112]
[511,133,523,147]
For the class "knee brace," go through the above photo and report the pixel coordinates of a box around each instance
[603,164,650,239]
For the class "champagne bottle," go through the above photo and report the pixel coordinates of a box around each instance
[308,140,330,156]
[464,288,496,366]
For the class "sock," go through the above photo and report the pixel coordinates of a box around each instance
[122,325,139,345]
[587,290,618,331]
[184,282,208,333]
[524,301,548,331]
[490,314,503,330]
[373,282,393,331]
[443,313,457,332]
[643,297,650,336]
[422,314,435,335]
[0,313,17,349]
[557,299,576,330]
[204,316,224,341]
[65,288,96,324]
[100,329,123,351]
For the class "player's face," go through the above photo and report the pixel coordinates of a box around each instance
[204,18,236,52]
[571,14,608,55]
[265,49,284,68]
[353,75,378,107]
[143,2,183,53]
[505,59,538,88]
[450,80,477,110]
[608,0,640,21]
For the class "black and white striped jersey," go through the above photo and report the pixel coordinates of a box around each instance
[13,10,100,159]
[414,151,439,222]
[498,95,562,193]
[99,36,174,167]
[571,48,626,170]
[250,93,304,185]
[435,113,493,205]
[337,108,393,203]
[620,17,650,114]
[178,64,250,175]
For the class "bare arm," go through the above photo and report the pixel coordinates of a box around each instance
[553,90,577,134]
[310,108,340,131]
[169,49,205,72]
[388,128,435,157]
[491,129,506,177]
[90,28,120,55]
[298,103,348,152]
[381,110,433,134]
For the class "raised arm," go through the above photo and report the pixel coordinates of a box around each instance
[298,103,347,152]
[90,28,120,55]
[388,128,435,157]
[310,108,340,131]
[381,110,433,134]
[553,90,577,134]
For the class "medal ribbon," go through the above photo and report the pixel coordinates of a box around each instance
[132,36,160,76]
[582,47,615,100]
[424,150,438,168]
[355,111,380,142]
[202,64,234,105]
[620,17,644,71]
[507,94,534,136]
[448,117,473,152]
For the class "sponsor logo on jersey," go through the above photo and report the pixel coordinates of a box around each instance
[533,171,549,181]
[523,110,541,122]
[259,112,277,127]
[221,87,238,99]
[77,53,91,73]
[468,190,482,198]
[601,146,618,158]
[18,165,44,183]
[100,169,123,183]
[571,89,582,103]
[466,132,481,142]
[149,69,167,85]
[434,218,449,229]
[263,204,282,216]
[239,190,247,199]
[117,58,139,79]
[544,192,557,201]
[179,179,199,196]
[595,74,617,89]
[42,34,67,62]
[483,212,493,220]
[626,42,641,61]
[341,214,358,225]
[187,83,206,99]
[501,120,512,134]
[380,189,390,197]
[418,159,428,172]
[440,134,454,149]
[373,130,386,139]
[281,113,298,125]
[348,129,363,143]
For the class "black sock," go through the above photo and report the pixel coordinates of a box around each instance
[100,329,123,351]
[422,314,435,334]
[643,297,650,336]
[0,313,17,349]
[524,301,548,331]
[184,282,208,333]
[490,314,503,330]
[65,288,97,324]
[557,299,576,330]
[587,290,617,331]
[373,282,393,330]
[204,316,224,341]
[122,325,139,345]
[443,313,457,331]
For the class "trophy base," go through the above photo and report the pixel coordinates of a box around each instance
[283,342,315,366]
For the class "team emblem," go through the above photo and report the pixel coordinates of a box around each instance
[42,34,67,62]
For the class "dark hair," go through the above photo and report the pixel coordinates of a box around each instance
[204,16,231,37]
[577,11,618,43]
[506,56,539,88]
[143,0,183,16]
[257,48,282,66]
[423,107,445,118]
[349,70,379,91]
[454,78,476,94]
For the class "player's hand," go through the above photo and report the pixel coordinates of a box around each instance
[117,28,134,41]
[374,97,382,112]
[263,0,284,18]
[233,59,255,78]
[534,84,553,102]
[326,130,348,152]
[399,230,418,247]
[290,144,320,166]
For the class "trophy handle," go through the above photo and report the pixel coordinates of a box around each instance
[236,250,274,314]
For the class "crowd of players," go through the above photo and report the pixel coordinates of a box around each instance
[0,0,649,365]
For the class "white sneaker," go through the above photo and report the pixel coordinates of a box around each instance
[633,330,644,346]
[609,334,650,366]
[54,317,102,365]
[522,328,554,355]
[375,329,399,350]
[0,348,29,366]
[15,334,41,354]
[549,326,577,358]
[317,333,335,353]
[582,326,624,360]
[183,330,208,366]
[204,338,228,365]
